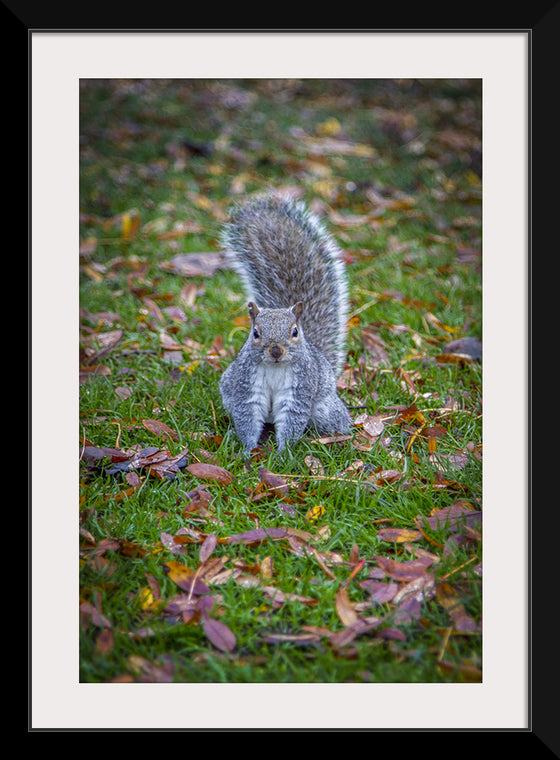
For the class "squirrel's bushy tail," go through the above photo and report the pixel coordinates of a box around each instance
[221,195,349,371]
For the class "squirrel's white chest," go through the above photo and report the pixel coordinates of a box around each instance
[251,362,294,421]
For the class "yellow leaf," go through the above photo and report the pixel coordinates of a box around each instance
[317,117,341,136]
[138,587,157,611]
[377,527,423,543]
[306,504,325,522]
[121,210,140,239]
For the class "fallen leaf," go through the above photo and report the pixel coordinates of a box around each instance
[128,654,174,683]
[227,527,289,545]
[252,467,290,500]
[393,573,435,605]
[437,659,482,681]
[163,561,211,595]
[377,527,423,543]
[417,503,481,533]
[306,504,325,522]
[161,252,225,277]
[355,413,385,438]
[201,616,236,652]
[335,588,361,626]
[162,594,202,617]
[304,455,325,475]
[374,555,435,582]
[360,580,399,605]
[436,582,478,632]
[186,462,234,485]
[375,469,401,486]
[395,402,427,426]
[261,586,318,609]
[80,601,112,629]
[361,327,389,364]
[138,587,161,612]
[199,533,218,563]
[142,418,179,441]
[94,629,114,655]
[261,632,321,645]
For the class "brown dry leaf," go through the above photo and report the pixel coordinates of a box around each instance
[436,582,478,632]
[430,449,471,471]
[435,353,474,367]
[395,367,418,395]
[186,462,234,485]
[79,601,112,629]
[172,526,208,545]
[309,433,353,446]
[437,658,482,682]
[425,311,457,335]
[253,467,290,499]
[95,628,115,655]
[180,282,198,309]
[261,632,321,645]
[162,594,202,617]
[81,329,123,367]
[127,447,188,480]
[201,615,236,653]
[159,330,183,363]
[227,527,289,545]
[395,402,427,426]
[361,326,389,364]
[360,580,399,605]
[335,588,361,627]
[142,418,179,442]
[115,386,133,401]
[128,654,175,683]
[142,297,165,323]
[292,128,376,158]
[393,573,436,606]
[160,531,184,555]
[355,413,385,438]
[425,424,448,441]
[377,527,423,543]
[182,485,213,515]
[375,469,402,486]
[199,533,218,563]
[161,252,225,277]
[304,455,325,476]
[260,556,274,579]
[163,561,211,595]
[79,236,98,257]
[261,586,318,609]
[374,555,435,582]
[418,502,481,533]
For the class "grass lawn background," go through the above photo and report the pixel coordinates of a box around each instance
[79,78,482,684]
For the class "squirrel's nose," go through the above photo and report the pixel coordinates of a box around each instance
[268,343,285,360]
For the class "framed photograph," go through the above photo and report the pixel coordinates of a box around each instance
[30,30,530,734]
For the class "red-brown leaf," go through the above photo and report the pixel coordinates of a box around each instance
[202,616,236,652]
[186,462,234,485]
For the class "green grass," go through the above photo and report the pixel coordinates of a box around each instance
[79,79,482,683]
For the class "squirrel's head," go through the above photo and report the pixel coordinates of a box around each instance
[248,301,304,362]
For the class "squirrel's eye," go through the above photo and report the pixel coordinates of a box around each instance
[253,329,259,339]
[292,327,298,338]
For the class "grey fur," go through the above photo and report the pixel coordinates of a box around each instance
[220,195,352,454]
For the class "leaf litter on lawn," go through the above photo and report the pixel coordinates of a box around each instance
[81,448,481,681]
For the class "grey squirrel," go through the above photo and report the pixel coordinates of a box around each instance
[219,194,352,454]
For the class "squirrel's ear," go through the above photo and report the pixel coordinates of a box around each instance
[248,301,260,321]
[292,301,304,321]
